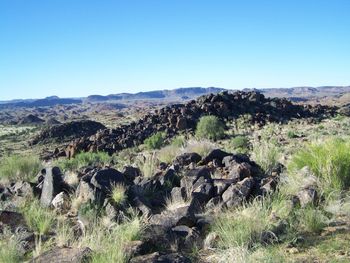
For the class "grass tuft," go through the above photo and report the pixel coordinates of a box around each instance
[0,155,42,182]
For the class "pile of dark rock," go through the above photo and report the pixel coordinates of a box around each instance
[59,91,335,158]
[0,148,281,262]
[31,120,106,145]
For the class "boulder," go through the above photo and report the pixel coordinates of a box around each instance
[51,192,70,212]
[149,203,199,228]
[201,149,231,165]
[90,168,126,192]
[30,247,92,263]
[174,153,202,166]
[130,252,191,263]
[0,211,27,232]
[222,177,255,208]
[40,167,66,207]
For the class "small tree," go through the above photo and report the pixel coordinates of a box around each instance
[195,116,225,141]
[144,132,165,150]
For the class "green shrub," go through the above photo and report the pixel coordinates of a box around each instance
[144,132,166,150]
[230,136,250,154]
[55,152,111,171]
[0,155,42,182]
[289,138,350,192]
[195,116,225,141]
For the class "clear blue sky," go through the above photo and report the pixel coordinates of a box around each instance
[1,0,349,100]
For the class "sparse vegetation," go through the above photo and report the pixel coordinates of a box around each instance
[144,132,166,150]
[55,151,112,171]
[0,154,42,182]
[195,116,225,141]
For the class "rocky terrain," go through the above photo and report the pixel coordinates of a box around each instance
[0,90,350,263]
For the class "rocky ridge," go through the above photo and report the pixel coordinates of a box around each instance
[61,91,335,158]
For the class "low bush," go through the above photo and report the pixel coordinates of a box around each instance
[0,155,42,182]
[144,132,166,150]
[195,116,225,141]
[289,138,350,192]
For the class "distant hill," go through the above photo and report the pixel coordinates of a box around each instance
[2,86,350,108]
[86,87,225,102]
[0,96,82,108]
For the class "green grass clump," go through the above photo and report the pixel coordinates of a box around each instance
[195,116,225,141]
[110,184,127,206]
[0,155,42,182]
[144,132,166,150]
[81,214,142,263]
[55,151,111,171]
[135,152,159,178]
[21,199,55,236]
[20,199,56,257]
[0,232,22,263]
[230,135,250,154]
[157,144,182,164]
[251,139,280,172]
[296,206,328,234]
[171,135,186,147]
[212,195,287,248]
[289,138,350,192]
